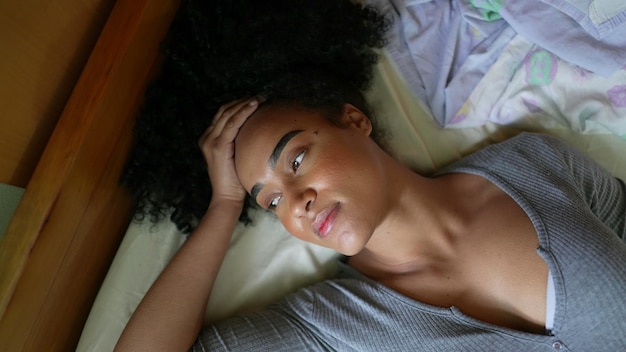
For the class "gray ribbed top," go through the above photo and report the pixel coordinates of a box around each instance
[193,133,626,351]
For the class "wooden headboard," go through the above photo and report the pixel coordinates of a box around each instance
[0,0,181,350]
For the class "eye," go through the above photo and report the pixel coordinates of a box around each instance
[292,150,305,172]
[268,195,282,211]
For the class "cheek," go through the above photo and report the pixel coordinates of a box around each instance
[311,144,363,184]
[278,215,308,241]
[316,144,379,200]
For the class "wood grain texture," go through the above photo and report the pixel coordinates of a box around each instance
[0,0,181,350]
[0,0,116,187]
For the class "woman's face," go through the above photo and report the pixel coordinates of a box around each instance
[234,104,390,256]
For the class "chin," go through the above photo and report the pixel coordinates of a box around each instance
[335,232,367,256]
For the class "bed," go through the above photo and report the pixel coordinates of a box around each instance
[76,1,626,350]
[2,0,623,350]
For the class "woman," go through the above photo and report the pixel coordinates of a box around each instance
[116,0,626,350]
[116,94,626,351]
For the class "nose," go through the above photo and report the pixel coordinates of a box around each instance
[288,187,316,218]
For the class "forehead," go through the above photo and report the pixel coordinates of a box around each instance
[236,104,331,146]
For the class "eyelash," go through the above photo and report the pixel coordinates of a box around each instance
[266,150,306,210]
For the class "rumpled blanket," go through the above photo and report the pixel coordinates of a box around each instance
[501,0,626,76]
[369,0,626,137]
[451,35,626,138]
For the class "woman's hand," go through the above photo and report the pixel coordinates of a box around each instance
[198,97,260,204]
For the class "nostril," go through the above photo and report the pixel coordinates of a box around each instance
[306,200,312,212]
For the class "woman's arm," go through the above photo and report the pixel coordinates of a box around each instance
[115,200,241,351]
[115,98,260,351]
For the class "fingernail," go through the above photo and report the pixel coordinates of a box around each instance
[248,100,258,106]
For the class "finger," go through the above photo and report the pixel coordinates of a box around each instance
[212,98,248,126]
[224,98,259,130]
[210,97,257,135]
[198,98,248,147]
[209,98,259,142]
[199,98,259,149]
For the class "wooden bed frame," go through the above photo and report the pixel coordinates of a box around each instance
[0,0,181,349]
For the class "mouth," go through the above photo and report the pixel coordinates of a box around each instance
[313,203,340,238]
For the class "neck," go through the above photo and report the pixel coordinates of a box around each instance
[351,164,469,275]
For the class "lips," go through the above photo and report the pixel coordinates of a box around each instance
[313,203,340,238]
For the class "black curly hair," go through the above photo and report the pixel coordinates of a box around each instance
[122,0,389,233]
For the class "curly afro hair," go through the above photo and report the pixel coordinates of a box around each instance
[122,0,389,233]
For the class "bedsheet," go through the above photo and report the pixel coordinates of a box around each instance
[501,0,626,76]
[77,51,626,352]
[369,0,517,128]
[451,35,626,137]
[374,0,626,129]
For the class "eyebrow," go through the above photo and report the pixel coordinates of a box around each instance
[269,130,303,168]
[251,183,264,201]
[250,129,303,202]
